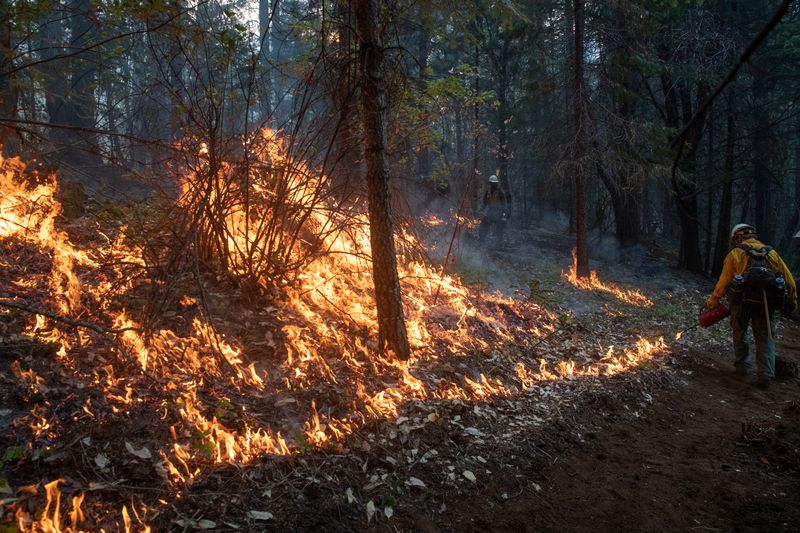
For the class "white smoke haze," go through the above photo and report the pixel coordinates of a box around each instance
[408,198,710,319]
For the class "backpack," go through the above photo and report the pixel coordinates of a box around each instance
[732,244,785,311]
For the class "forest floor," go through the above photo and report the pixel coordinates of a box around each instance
[392,312,800,533]
[385,228,800,532]
[2,221,799,532]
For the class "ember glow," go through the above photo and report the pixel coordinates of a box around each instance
[562,248,653,307]
[0,140,671,529]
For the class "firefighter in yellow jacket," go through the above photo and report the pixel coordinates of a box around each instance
[706,224,797,388]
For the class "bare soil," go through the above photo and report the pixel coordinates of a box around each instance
[393,319,800,533]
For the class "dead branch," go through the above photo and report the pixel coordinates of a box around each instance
[0,299,141,335]
[670,0,791,149]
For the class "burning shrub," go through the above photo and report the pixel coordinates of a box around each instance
[171,129,345,292]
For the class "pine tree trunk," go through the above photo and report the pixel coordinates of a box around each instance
[712,93,735,275]
[416,24,432,183]
[354,0,410,360]
[0,0,17,154]
[573,0,589,277]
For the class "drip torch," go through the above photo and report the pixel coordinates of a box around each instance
[676,300,732,340]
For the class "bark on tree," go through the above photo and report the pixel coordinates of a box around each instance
[416,20,432,183]
[331,0,362,189]
[712,93,735,275]
[601,5,641,248]
[704,109,715,273]
[0,0,18,155]
[753,107,772,242]
[573,0,589,277]
[353,0,410,360]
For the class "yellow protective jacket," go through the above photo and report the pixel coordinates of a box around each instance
[709,239,797,308]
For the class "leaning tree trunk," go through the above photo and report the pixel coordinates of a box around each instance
[354,0,410,361]
[573,0,589,277]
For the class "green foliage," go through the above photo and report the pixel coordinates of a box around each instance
[0,446,26,468]
[213,398,234,420]
[190,429,216,460]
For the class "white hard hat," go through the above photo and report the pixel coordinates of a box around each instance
[488,175,499,183]
[730,223,755,241]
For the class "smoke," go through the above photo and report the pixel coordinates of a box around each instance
[410,200,708,319]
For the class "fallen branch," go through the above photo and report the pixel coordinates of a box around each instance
[0,299,141,335]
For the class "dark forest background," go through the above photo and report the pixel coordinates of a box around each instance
[1,0,799,275]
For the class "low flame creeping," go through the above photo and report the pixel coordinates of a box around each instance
[562,248,653,307]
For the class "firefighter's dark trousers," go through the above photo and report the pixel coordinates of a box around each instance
[730,303,777,379]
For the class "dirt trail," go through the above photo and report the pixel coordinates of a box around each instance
[400,319,800,532]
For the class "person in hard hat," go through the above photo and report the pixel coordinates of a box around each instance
[478,174,508,245]
[706,223,797,388]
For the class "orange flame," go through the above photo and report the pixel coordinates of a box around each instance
[562,248,653,307]
[1,137,672,529]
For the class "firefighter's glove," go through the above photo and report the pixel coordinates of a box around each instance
[705,297,719,309]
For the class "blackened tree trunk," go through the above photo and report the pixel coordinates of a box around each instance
[712,93,735,275]
[600,2,641,247]
[704,110,715,273]
[753,110,772,242]
[670,79,708,273]
[573,0,589,277]
[354,0,410,360]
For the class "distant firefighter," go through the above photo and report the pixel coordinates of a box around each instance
[705,224,797,389]
[478,174,508,246]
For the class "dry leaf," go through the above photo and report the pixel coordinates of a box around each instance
[384,506,394,519]
[366,500,376,523]
[94,453,110,469]
[247,510,274,521]
[125,442,152,460]
[405,477,426,488]
[274,398,296,407]
[462,470,476,482]
[346,487,357,504]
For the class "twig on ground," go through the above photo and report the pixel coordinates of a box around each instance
[0,299,141,335]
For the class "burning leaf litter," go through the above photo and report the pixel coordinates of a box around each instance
[0,139,692,529]
[562,248,654,307]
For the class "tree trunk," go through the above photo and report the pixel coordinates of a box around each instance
[712,93,735,275]
[573,0,589,277]
[332,0,361,190]
[354,0,410,361]
[0,0,18,155]
[704,110,715,273]
[673,80,707,273]
[416,23,432,183]
[258,0,275,117]
[64,0,99,166]
[753,112,772,242]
